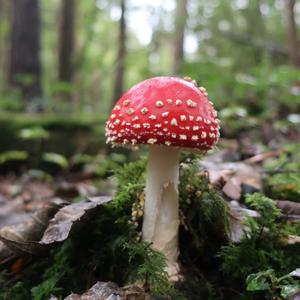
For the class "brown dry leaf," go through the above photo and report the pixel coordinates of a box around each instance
[283,235,300,245]
[242,151,280,164]
[228,202,259,242]
[277,200,300,216]
[222,178,242,200]
[0,196,112,263]
[64,282,148,300]
[0,199,66,256]
[40,196,112,245]
[202,160,262,200]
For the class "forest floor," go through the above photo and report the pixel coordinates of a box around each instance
[0,116,300,300]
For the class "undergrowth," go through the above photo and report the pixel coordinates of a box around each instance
[1,155,300,299]
[219,193,300,299]
[264,143,300,201]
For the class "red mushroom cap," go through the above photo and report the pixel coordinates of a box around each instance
[106,76,220,150]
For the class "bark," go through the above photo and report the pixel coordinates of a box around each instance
[287,0,300,68]
[112,0,127,106]
[0,0,10,94]
[9,0,42,100]
[58,0,75,86]
[173,0,188,75]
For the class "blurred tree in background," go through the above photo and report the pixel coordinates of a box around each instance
[0,0,298,115]
[58,0,76,101]
[9,0,42,103]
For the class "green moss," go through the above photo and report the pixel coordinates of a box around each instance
[179,159,230,263]
[219,193,300,298]
[8,159,300,300]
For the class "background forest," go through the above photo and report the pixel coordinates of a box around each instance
[0,0,299,114]
[0,0,300,300]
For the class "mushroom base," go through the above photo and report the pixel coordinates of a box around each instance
[142,145,180,278]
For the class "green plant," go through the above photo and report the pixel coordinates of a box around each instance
[19,127,49,140]
[264,143,300,201]
[125,241,185,299]
[0,150,28,165]
[42,152,69,169]
[220,193,300,298]
[246,269,300,299]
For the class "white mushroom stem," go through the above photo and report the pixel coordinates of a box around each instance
[142,145,180,278]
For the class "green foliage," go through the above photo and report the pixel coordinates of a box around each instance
[42,152,69,169]
[264,144,300,201]
[82,153,128,178]
[125,241,184,299]
[219,193,300,298]
[31,241,74,300]
[0,281,30,300]
[0,150,28,165]
[19,127,50,140]
[179,159,230,255]
[0,159,179,299]
[246,269,300,299]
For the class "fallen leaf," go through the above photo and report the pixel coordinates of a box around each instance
[64,282,147,300]
[277,200,300,216]
[0,199,67,256]
[201,160,262,200]
[9,257,26,273]
[40,196,112,245]
[228,202,259,242]
[222,177,242,200]
[242,151,280,164]
[283,235,300,245]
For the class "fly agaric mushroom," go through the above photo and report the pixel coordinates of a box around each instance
[106,76,220,278]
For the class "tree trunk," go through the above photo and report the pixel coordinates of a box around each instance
[9,0,42,100]
[58,0,75,91]
[112,0,126,106]
[287,0,300,68]
[0,0,10,94]
[173,0,188,75]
